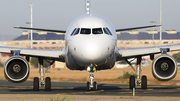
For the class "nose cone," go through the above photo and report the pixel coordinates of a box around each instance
[83,41,101,61]
[70,35,114,66]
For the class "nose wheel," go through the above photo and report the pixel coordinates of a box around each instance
[87,81,90,91]
[93,81,97,91]
[87,81,97,91]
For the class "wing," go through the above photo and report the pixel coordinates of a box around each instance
[116,44,180,60]
[14,27,66,33]
[116,25,161,32]
[0,46,65,62]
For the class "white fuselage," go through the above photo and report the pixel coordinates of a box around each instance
[64,14,118,70]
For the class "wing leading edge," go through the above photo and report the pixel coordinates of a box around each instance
[116,25,161,32]
[14,27,66,33]
[116,44,180,60]
[0,46,65,62]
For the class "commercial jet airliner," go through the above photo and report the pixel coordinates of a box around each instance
[2,0,180,91]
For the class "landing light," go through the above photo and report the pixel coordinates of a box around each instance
[87,66,91,72]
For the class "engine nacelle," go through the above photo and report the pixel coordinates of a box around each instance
[4,56,29,83]
[152,55,177,81]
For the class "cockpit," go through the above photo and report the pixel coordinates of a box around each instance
[70,28,112,36]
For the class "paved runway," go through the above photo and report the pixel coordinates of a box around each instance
[0,80,180,96]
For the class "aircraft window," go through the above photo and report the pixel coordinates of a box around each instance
[93,28,103,34]
[70,28,77,36]
[103,28,109,35]
[105,28,113,36]
[74,28,80,35]
[70,28,80,36]
[80,28,91,34]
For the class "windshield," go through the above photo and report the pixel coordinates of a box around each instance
[70,28,77,36]
[80,28,91,34]
[70,28,80,36]
[74,28,80,35]
[93,28,103,34]
[103,28,112,36]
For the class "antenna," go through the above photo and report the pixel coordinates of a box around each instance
[86,0,91,14]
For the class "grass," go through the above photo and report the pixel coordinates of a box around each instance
[118,71,137,79]
[117,60,127,64]
[20,96,74,101]
[22,98,25,101]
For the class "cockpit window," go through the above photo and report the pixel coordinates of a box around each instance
[74,28,80,35]
[70,28,77,36]
[93,28,103,34]
[103,28,109,35]
[70,28,80,36]
[80,28,91,34]
[103,28,112,36]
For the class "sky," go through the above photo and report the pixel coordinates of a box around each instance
[0,0,180,39]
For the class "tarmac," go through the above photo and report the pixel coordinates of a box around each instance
[0,80,180,97]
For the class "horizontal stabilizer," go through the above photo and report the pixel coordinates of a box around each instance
[14,27,66,33]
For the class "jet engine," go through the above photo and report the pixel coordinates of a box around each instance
[4,56,29,83]
[152,55,177,81]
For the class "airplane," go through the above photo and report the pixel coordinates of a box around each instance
[2,0,180,91]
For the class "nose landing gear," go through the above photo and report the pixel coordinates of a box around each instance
[87,65,97,91]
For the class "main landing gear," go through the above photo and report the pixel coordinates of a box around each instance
[86,64,97,91]
[126,56,147,89]
[33,57,54,91]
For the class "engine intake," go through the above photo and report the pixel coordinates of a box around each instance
[152,55,177,81]
[4,56,29,83]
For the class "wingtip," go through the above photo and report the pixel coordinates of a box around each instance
[155,25,161,27]
[14,26,20,29]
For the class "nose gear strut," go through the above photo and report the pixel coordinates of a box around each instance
[87,64,97,91]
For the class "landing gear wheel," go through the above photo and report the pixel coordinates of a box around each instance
[87,82,90,91]
[45,77,51,91]
[93,81,97,91]
[33,77,39,91]
[141,75,147,89]
[129,76,135,89]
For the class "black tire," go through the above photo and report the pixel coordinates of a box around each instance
[87,82,90,91]
[45,77,51,91]
[129,76,135,89]
[33,77,39,91]
[93,81,97,91]
[141,75,147,89]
